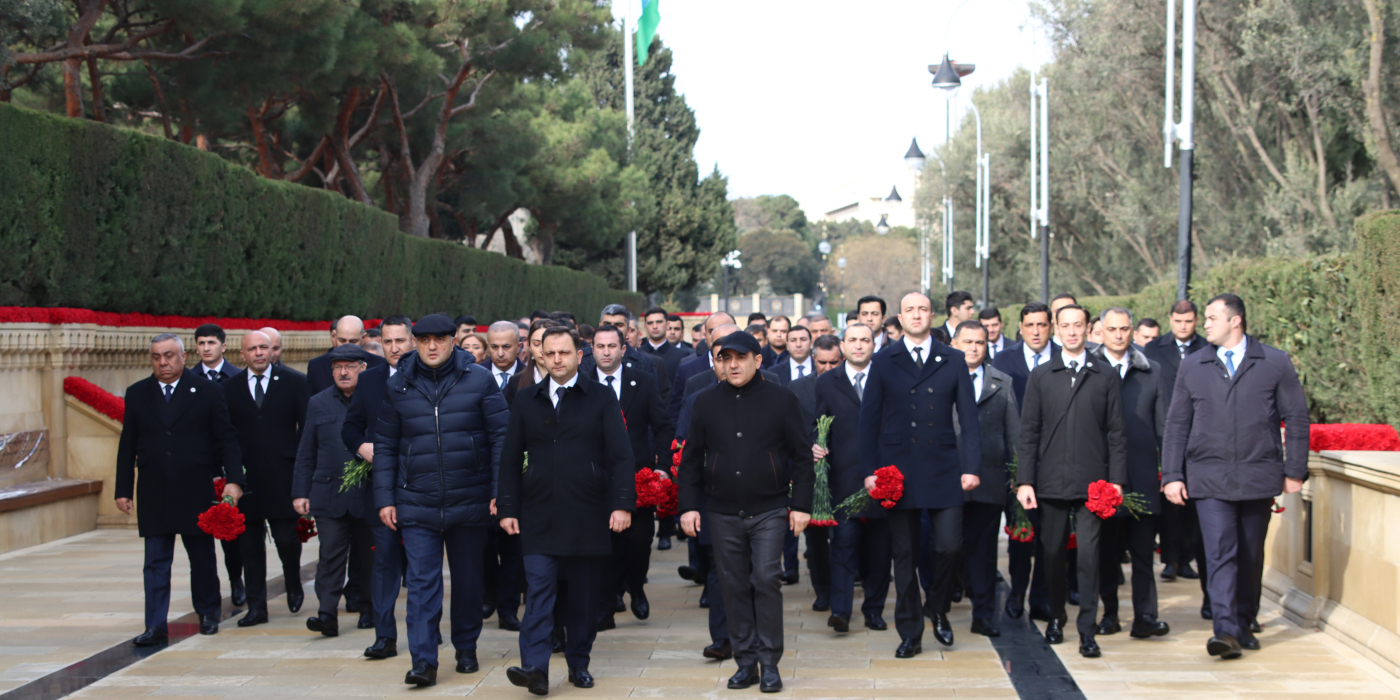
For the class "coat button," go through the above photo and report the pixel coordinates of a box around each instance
[735,471,741,476]
[927,387,934,393]
[736,432,743,438]
[911,404,917,410]
[910,389,916,394]
[910,422,917,427]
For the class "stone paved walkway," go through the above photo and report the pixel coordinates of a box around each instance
[0,528,1395,699]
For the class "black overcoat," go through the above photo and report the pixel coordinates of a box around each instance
[293,387,370,520]
[1094,345,1168,514]
[955,365,1020,506]
[115,369,243,537]
[223,364,309,520]
[496,376,636,557]
[814,363,884,520]
[1016,352,1128,499]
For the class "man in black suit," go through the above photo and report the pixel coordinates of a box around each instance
[812,322,891,634]
[950,320,1019,638]
[668,312,736,424]
[991,301,1055,621]
[1143,299,1210,587]
[1162,294,1310,658]
[640,306,689,380]
[1015,304,1127,658]
[293,343,374,636]
[591,325,674,629]
[498,326,636,695]
[767,315,791,364]
[193,323,245,607]
[854,297,889,353]
[481,319,526,628]
[1093,308,1170,640]
[595,305,671,400]
[789,334,840,606]
[859,293,982,657]
[307,315,387,395]
[483,321,526,388]
[666,314,692,351]
[773,325,814,387]
[341,314,413,659]
[116,333,244,645]
[223,330,310,626]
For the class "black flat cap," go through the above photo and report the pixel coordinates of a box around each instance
[327,343,368,363]
[412,313,456,337]
[715,330,762,356]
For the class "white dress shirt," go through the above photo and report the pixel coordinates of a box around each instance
[989,336,1006,358]
[597,366,624,400]
[1176,336,1194,358]
[1060,348,1088,372]
[534,366,546,384]
[788,355,813,381]
[199,360,230,381]
[158,376,181,399]
[969,364,984,401]
[845,361,870,398]
[548,372,579,407]
[492,363,515,389]
[1217,336,1247,376]
[1023,343,1051,373]
[247,368,271,400]
[944,321,960,340]
[903,335,934,365]
[1103,351,1128,378]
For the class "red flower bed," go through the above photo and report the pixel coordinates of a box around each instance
[1309,424,1400,452]
[63,376,125,423]
[0,306,347,331]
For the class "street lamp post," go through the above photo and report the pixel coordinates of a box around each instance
[720,250,742,312]
[837,256,848,313]
[1164,0,1196,301]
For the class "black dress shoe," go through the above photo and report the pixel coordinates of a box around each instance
[568,667,594,688]
[1068,589,1081,606]
[864,614,888,631]
[1129,615,1170,638]
[1160,563,1178,581]
[287,588,304,614]
[551,627,566,654]
[1247,618,1262,634]
[812,597,830,612]
[828,614,849,633]
[932,613,954,647]
[1079,637,1102,658]
[895,638,922,658]
[1207,634,1243,659]
[482,602,496,620]
[199,614,219,635]
[364,637,397,659]
[780,572,799,585]
[727,664,759,689]
[631,590,650,620]
[237,608,268,627]
[1029,605,1053,622]
[358,612,373,629]
[1240,633,1260,651]
[759,664,782,693]
[456,649,478,673]
[657,537,672,551]
[230,580,247,608]
[598,616,616,631]
[678,565,700,583]
[345,600,361,614]
[1179,562,1199,579]
[1201,604,1214,620]
[1005,599,1025,619]
[507,665,549,696]
[699,594,709,608]
[499,611,521,631]
[1097,617,1121,635]
[132,628,168,646]
[970,619,1000,637]
[703,640,733,660]
[306,612,338,637]
[614,593,627,613]
[1044,619,1065,644]
[404,660,437,687]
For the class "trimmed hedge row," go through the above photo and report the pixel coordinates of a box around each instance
[0,103,641,322]
[1080,252,1371,426]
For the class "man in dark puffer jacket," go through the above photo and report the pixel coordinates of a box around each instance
[372,314,509,688]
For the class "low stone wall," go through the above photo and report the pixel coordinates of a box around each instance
[1264,450,1400,676]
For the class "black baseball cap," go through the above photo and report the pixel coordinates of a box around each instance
[715,330,762,357]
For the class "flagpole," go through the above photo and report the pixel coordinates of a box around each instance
[624,1,638,293]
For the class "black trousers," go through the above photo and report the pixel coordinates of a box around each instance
[959,502,1003,624]
[602,507,655,617]
[521,555,601,671]
[1196,498,1271,640]
[144,533,221,630]
[805,527,831,603]
[1097,514,1159,621]
[1160,499,1199,566]
[219,539,243,589]
[709,507,788,667]
[890,507,960,641]
[484,527,524,616]
[313,515,374,616]
[1038,499,1101,639]
[239,516,302,610]
[829,516,891,620]
[1007,501,1049,611]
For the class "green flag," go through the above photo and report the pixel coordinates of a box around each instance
[635,0,660,66]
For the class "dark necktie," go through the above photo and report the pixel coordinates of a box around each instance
[606,375,616,395]
[1179,343,1187,359]
[797,364,806,378]
[913,346,925,370]
[207,369,219,381]
[555,386,565,416]
[498,371,508,389]
[253,374,265,409]
[1068,359,1079,387]
[854,371,865,401]
[163,384,173,403]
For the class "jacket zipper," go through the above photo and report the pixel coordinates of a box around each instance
[434,403,445,527]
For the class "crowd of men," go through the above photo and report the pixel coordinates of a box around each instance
[113,287,1308,695]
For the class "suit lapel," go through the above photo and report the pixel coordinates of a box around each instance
[834,366,861,406]
[888,341,922,381]
[977,374,1001,405]
[618,369,637,413]
[160,370,197,427]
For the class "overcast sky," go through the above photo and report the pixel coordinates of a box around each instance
[613,0,1052,216]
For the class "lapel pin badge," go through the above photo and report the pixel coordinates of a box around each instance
[190,387,196,392]
[935,356,942,362]
[630,381,636,386]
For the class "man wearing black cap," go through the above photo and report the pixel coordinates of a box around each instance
[293,343,374,636]
[678,331,815,694]
[372,314,509,687]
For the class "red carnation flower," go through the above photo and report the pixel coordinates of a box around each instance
[870,465,905,504]
[198,498,246,542]
[63,376,125,423]
[1309,424,1400,452]
[213,477,227,500]
[809,519,839,527]
[1067,532,1078,550]
[635,469,669,509]
[1086,479,1123,519]
[295,516,317,543]
[1004,524,1035,543]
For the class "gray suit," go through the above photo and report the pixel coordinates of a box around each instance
[953,365,1019,625]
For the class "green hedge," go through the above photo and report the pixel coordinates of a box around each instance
[0,103,642,321]
[1353,211,1400,427]
[1080,254,1373,425]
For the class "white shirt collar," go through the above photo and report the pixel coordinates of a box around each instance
[789,355,813,380]
[1060,348,1087,369]
[903,335,933,361]
[1103,350,1128,377]
[200,359,227,376]
[534,366,546,383]
[647,339,668,351]
[1217,336,1247,366]
[247,366,271,398]
[389,365,398,377]
[969,364,984,400]
[159,375,181,392]
[1023,342,1050,370]
[844,361,870,387]
[596,365,623,397]
[548,372,579,406]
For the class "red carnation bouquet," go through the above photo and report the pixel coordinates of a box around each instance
[834,465,904,518]
[295,516,318,543]
[635,469,669,509]
[1005,524,1035,543]
[1006,455,1033,542]
[1086,479,1149,520]
[657,466,680,518]
[198,495,246,542]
